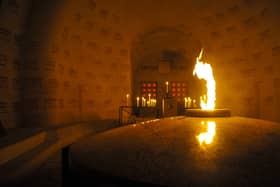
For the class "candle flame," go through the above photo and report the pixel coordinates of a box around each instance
[193,49,216,110]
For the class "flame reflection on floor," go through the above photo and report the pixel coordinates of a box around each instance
[196,121,216,145]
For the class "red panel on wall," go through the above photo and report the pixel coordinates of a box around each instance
[141,81,157,98]
[170,81,188,99]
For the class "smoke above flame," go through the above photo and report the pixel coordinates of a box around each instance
[193,49,216,110]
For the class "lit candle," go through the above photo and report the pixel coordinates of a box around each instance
[136,97,139,107]
[165,81,169,93]
[184,97,187,108]
[148,93,151,103]
[126,94,129,106]
[193,99,196,107]
[188,97,191,108]
[151,99,156,107]
[162,98,165,115]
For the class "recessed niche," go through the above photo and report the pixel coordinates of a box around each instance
[158,61,170,74]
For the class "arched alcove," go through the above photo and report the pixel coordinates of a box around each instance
[131,26,202,112]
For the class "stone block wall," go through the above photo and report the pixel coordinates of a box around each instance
[1,0,280,128]
[1,0,131,127]
[0,0,31,128]
[127,0,280,122]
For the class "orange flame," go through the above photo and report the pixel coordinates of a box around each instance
[193,49,216,110]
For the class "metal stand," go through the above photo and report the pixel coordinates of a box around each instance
[0,120,6,137]
[62,146,71,187]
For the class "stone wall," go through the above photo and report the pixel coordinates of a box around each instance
[127,0,280,122]
[0,0,31,128]
[1,0,131,127]
[19,0,131,127]
[1,0,280,128]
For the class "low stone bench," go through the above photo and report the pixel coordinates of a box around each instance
[0,122,104,186]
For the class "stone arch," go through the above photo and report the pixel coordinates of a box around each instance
[131,26,202,103]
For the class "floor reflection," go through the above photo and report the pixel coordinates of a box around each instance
[196,121,216,145]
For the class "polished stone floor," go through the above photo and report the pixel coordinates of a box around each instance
[72,116,280,187]
[12,116,280,187]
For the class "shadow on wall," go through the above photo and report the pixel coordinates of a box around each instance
[18,1,66,127]
[16,0,130,128]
